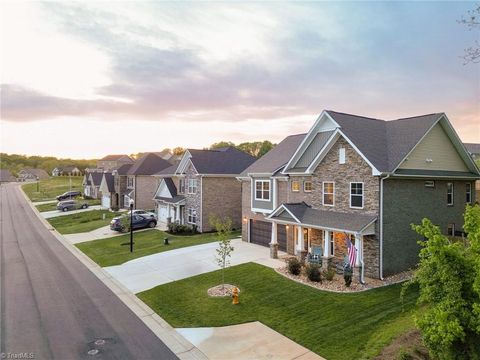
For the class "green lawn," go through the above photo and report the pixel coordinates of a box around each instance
[138,263,418,360]
[47,210,121,234]
[76,229,241,267]
[22,176,83,202]
[36,199,101,212]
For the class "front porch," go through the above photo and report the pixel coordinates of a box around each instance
[267,202,378,279]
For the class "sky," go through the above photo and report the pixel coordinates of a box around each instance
[0,1,479,159]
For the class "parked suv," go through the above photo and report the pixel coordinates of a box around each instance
[110,214,157,232]
[57,200,89,212]
[127,209,157,220]
[56,191,82,201]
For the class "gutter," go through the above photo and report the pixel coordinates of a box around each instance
[379,173,391,280]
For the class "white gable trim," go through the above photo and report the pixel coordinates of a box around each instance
[99,175,109,194]
[305,130,340,173]
[153,179,173,200]
[266,204,301,223]
[283,111,340,172]
[175,150,193,174]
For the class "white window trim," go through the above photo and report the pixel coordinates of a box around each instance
[329,231,335,256]
[187,178,197,194]
[291,180,300,192]
[339,146,346,164]
[350,182,364,209]
[254,180,271,201]
[466,183,472,204]
[322,181,335,207]
[447,182,454,206]
[187,208,197,224]
[303,181,312,192]
[447,223,455,236]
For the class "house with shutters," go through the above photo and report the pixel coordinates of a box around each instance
[153,147,256,232]
[238,110,480,280]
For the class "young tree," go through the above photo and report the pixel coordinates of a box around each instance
[402,204,480,359]
[209,215,234,290]
[458,5,480,64]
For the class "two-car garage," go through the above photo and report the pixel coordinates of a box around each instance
[249,220,287,252]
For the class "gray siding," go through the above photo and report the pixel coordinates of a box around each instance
[295,131,334,168]
[382,178,474,276]
[251,177,274,211]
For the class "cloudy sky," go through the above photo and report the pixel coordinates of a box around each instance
[0,1,479,159]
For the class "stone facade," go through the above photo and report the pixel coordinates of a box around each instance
[184,163,202,231]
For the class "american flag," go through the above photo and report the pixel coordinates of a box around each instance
[345,234,357,268]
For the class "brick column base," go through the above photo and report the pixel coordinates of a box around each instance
[270,243,279,259]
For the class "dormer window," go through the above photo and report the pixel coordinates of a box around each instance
[339,147,346,164]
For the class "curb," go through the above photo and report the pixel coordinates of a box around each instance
[19,186,208,360]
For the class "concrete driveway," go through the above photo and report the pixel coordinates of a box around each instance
[104,239,285,293]
[176,322,324,360]
[64,226,158,244]
[41,205,103,219]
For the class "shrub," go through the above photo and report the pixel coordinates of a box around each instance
[305,264,322,282]
[167,223,197,234]
[287,257,302,275]
[323,267,335,281]
[343,264,353,287]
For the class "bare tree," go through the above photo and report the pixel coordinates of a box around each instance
[458,5,480,64]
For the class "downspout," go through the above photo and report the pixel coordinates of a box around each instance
[379,173,391,280]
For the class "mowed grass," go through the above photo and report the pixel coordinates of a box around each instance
[47,210,122,234]
[76,229,241,267]
[138,263,418,360]
[36,199,101,212]
[22,176,83,202]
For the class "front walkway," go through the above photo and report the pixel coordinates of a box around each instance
[176,321,324,360]
[41,205,103,219]
[104,239,285,293]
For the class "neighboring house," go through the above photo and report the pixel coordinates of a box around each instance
[239,110,480,280]
[0,169,16,183]
[52,167,62,177]
[111,163,134,210]
[464,143,480,201]
[17,168,49,182]
[153,147,256,232]
[124,153,173,210]
[97,154,134,172]
[83,171,104,199]
[99,172,115,209]
[59,166,82,176]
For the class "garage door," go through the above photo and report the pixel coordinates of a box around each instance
[249,220,271,248]
[102,195,111,209]
[158,205,168,224]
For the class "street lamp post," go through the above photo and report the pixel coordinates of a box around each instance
[129,199,134,253]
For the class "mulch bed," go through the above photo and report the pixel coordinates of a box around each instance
[207,284,240,297]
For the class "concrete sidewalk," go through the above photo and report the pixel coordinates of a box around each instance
[176,322,324,360]
[32,199,57,205]
[104,239,285,293]
[64,225,156,244]
[41,205,103,219]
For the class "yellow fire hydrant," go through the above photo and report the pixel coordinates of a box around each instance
[232,287,239,305]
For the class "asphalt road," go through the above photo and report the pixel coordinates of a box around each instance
[0,184,178,360]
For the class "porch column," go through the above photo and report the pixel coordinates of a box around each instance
[354,233,362,267]
[270,222,278,259]
[296,226,307,261]
[323,230,330,257]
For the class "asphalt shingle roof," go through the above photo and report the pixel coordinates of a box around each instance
[154,178,185,204]
[155,164,178,176]
[187,147,256,175]
[100,154,132,161]
[464,143,480,155]
[89,172,104,186]
[115,163,133,175]
[127,153,172,175]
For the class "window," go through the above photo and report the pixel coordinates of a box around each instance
[329,232,335,256]
[291,180,300,192]
[350,182,364,209]
[447,183,454,206]
[339,147,346,164]
[447,223,455,236]
[255,180,270,201]
[179,178,185,194]
[127,177,134,188]
[188,179,197,194]
[424,181,435,188]
[466,183,472,204]
[304,181,313,192]
[187,208,197,224]
[323,182,334,206]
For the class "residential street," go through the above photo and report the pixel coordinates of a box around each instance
[0,184,178,360]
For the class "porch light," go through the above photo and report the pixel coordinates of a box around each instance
[243,216,247,223]
[286,225,289,229]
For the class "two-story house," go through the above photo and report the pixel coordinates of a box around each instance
[83,171,104,199]
[97,154,134,172]
[124,153,173,210]
[239,110,479,281]
[153,147,256,232]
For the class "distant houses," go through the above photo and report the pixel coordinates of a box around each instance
[17,168,50,182]
[52,166,82,176]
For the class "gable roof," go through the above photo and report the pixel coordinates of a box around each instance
[182,147,256,175]
[114,163,133,175]
[100,172,115,193]
[241,134,306,175]
[127,153,172,175]
[20,168,49,179]
[155,164,179,176]
[154,178,185,204]
[89,172,104,186]
[100,154,133,161]
[0,169,15,182]
[464,143,480,155]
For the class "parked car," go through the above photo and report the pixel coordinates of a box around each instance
[127,209,157,220]
[56,191,82,201]
[110,214,157,232]
[57,200,89,212]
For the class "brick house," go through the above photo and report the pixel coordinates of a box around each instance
[99,172,115,209]
[97,154,134,172]
[153,147,256,232]
[83,171,104,199]
[239,110,480,280]
[124,153,173,210]
[17,168,49,181]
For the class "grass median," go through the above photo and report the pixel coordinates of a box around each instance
[76,229,241,267]
[23,176,83,202]
[47,210,122,234]
[36,199,101,212]
[138,262,418,360]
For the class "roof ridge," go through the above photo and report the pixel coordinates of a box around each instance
[327,110,384,122]
[391,113,442,121]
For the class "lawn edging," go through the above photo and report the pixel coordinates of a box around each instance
[18,184,208,360]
